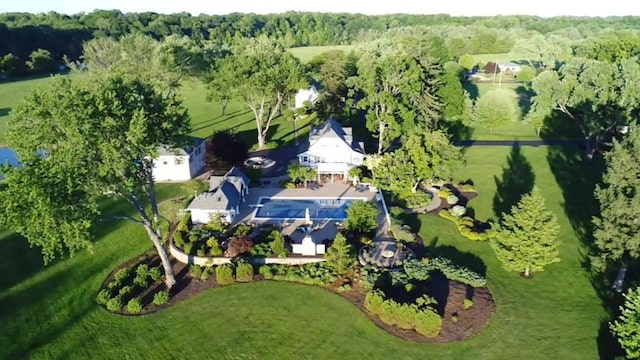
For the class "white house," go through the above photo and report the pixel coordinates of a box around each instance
[497,62,522,73]
[187,167,250,224]
[294,85,320,109]
[152,138,206,182]
[297,118,365,182]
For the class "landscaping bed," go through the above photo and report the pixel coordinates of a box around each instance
[97,251,495,343]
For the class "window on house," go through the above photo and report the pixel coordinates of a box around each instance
[175,158,184,165]
[302,155,308,163]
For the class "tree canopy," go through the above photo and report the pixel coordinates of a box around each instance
[471,89,517,134]
[0,74,191,288]
[206,36,306,150]
[592,123,640,271]
[611,287,640,359]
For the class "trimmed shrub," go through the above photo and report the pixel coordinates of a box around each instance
[201,266,215,281]
[427,257,486,287]
[176,221,189,233]
[114,268,131,285]
[359,236,373,246]
[446,194,459,205]
[197,249,206,257]
[189,265,203,279]
[126,298,143,314]
[96,289,111,305]
[250,243,272,257]
[119,285,134,300]
[152,291,170,305]
[216,264,235,285]
[136,264,149,277]
[206,237,219,248]
[235,261,254,282]
[404,192,433,208]
[210,245,223,256]
[173,231,185,248]
[450,205,466,217]
[364,289,385,314]
[106,296,123,312]
[188,234,199,243]
[389,206,405,218]
[183,242,193,255]
[337,284,352,292]
[259,265,274,280]
[233,224,253,236]
[149,267,162,282]
[464,299,474,309]
[268,230,288,257]
[459,183,476,192]
[438,187,452,198]
[415,308,443,338]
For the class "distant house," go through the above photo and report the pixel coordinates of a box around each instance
[187,167,250,224]
[297,118,365,182]
[152,137,206,182]
[498,62,522,73]
[483,62,500,74]
[294,84,320,109]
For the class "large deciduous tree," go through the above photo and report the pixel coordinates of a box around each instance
[308,49,356,119]
[611,287,640,359]
[471,89,517,134]
[0,74,191,289]
[527,57,640,158]
[206,36,306,150]
[490,187,561,278]
[204,129,249,175]
[591,123,640,271]
[344,201,379,234]
[349,43,442,154]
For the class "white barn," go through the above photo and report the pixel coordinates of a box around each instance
[498,62,522,73]
[297,118,365,182]
[152,138,206,182]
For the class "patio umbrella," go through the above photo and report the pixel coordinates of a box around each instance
[305,207,311,225]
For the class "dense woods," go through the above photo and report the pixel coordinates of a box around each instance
[4,11,640,76]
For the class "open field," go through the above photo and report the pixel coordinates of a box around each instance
[287,45,354,63]
[0,78,315,149]
[0,145,608,359]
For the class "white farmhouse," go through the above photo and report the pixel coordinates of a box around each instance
[152,138,206,182]
[294,85,320,109]
[297,118,365,182]
[187,167,250,224]
[497,62,522,73]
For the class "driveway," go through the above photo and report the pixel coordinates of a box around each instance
[248,145,300,177]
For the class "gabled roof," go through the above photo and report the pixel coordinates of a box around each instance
[156,137,205,157]
[302,118,364,154]
[189,166,249,211]
[187,182,240,211]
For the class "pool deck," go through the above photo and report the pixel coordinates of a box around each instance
[234,182,390,242]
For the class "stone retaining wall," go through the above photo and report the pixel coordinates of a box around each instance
[169,242,326,266]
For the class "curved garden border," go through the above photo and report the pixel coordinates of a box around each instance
[98,250,496,343]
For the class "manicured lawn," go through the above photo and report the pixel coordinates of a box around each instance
[287,45,354,63]
[0,78,315,150]
[0,146,606,359]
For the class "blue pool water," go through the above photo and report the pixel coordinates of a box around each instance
[254,198,364,220]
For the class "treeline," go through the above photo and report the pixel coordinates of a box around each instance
[4,10,640,77]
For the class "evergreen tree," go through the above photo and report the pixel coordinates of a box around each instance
[491,187,560,277]
[611,287,640,359]
[324,233,355,275]
[592,123,640,271]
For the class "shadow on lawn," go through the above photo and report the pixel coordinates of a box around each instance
[427,238,487,277]
[492,144,535,219]
[542,120,626,359]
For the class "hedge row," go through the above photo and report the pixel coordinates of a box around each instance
[439,210,495,241]
[426,257,486,288]
[364,290,442,338]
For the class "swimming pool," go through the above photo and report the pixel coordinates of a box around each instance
[253,197,367,220]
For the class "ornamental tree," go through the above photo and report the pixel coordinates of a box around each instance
[490,187,561,277]
[0,74,191,289]
[344,201,379,234]
[324,233,355,275]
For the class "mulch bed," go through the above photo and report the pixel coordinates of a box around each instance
[100,253,495,343]
[426,191,478,215]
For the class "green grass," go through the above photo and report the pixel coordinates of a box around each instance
[0,146,607,359]
[288,45,354,63]
[0,77,315,149]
